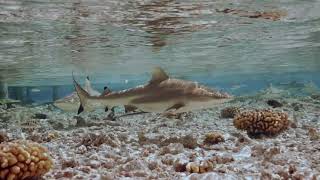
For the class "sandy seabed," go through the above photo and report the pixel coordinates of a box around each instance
[0,93,320,180]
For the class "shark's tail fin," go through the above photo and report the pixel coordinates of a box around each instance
[72,73,91,114]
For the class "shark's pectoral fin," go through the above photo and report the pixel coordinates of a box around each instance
[78,104,84,114]
[164,102,185,113]
[149,67,169,84]
[163,103,185,119]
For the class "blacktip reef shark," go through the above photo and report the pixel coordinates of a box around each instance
[73,67,233,114]
[53,76,100,112]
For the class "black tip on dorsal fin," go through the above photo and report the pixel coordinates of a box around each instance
[86,76,89,80]
[105,106,109,112]
[149,67,169,84]
[78,104,84,114]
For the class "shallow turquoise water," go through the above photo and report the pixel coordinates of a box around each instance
[0,0,320,103]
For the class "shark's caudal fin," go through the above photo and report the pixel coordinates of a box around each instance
[72,73,91,114]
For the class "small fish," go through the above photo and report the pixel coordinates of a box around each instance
[74,67,233,114]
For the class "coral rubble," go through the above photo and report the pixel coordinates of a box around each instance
[233,109,290,136]
[0,140,53,180]
[1,92,320,179]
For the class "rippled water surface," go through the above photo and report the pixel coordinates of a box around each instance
[0,0,320,102]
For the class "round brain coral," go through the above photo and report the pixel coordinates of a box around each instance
[233,109,290,136]
[0,140,53,180]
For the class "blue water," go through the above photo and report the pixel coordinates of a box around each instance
[0,0,320,103]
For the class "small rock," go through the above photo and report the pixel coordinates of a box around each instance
[49,121,65,130]
[186,162,199,173]
[220,106,240,118]
[292,103,303,111]
[292,172,305,180]
[160,134,198,149]
[203,132,225,145]
[78,166,91,173]
[76,145,87,154]
[159,143,184,155]
[0,131,9,143]
[74,116,86,127]
[179,134,198,149]
[88,160,101,168]
[261,170,272,180]
[289,164,297,174]
[263,147,280,161]
[267,99,283,108]
[311,94,320,100]
[308,128,320,141]
[186,160,214,174]
[199,160,214,173]
[161,154,174,165]
[61,158,79,169]
[211,155,234,164]
[80,133,120,147]
[148,160,159,171]
[174,160,187,172]
[33,113,48,119]
[276,169,289,179]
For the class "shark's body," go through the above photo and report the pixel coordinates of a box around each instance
[74,68,233,114]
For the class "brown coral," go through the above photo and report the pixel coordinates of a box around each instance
[233,109,290,136]
[221,106,240,118]
[186,160,214,173]
[0,140,53,180]
[203,132,225,145]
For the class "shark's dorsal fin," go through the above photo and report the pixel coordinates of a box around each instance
[149,67,169,84]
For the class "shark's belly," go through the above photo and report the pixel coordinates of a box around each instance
[176,99,229,113]
[53,101,80,112]
[132,102,172,113]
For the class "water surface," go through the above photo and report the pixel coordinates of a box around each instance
[0,0,320,103]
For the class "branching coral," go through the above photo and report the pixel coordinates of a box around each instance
[0,140,53,180]
[233,109,289,136]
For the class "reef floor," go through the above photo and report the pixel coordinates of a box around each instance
[0,92,320,180]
